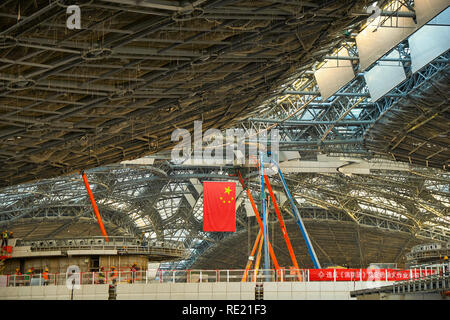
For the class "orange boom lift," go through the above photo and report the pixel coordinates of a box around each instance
[237,170,280,279]
[262,167,302,281]
[80,171,109,242]
[239,157,303,281]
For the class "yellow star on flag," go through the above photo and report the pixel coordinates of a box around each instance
[224,186,232,195]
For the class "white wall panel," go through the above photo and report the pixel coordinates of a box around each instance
[356,0,449,71]
[409,14,450,73]
[292,291,306,300]
[364,50,406,102]
[415,0,449,26]
[0,281,399,300]
[314,48,355,100]
[356,5,416,71]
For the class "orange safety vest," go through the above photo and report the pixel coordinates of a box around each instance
[111,270,117,278]
[43,272,49,280]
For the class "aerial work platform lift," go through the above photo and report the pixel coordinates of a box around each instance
[80,171,109,242]
[238,170,280,282]
[0,244,13,274]
[272,158,321,269]
[239,154,321,281]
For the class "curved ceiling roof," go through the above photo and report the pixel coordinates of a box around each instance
[1,160,448,268]
[365,69,450,169]
[0,0,448,270]
[0,0,373,187]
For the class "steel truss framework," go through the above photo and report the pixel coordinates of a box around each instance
[0,160,448,269]
[0,0,380,188]
[0,0,449,270]
[243,31,449,168]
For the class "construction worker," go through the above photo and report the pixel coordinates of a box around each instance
[7,232,13,255]
[130,263,137,283]
[141,232,147,247]
[42,268,49,286]
[24,269,32,286]
[99,267,105,284]
[110,266,118,284]
[444,256,449,275]
[14,268,21,286]
[1,230,8,251]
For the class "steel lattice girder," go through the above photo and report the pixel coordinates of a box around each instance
[0,0,448,270]
[0,160,448,269]
[0,0,376,188]
[244,39,449,165]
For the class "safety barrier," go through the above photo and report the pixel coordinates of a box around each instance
[393,273,450,294]
[2,265,448,287]
[16,236,185,251]
[350,271,450,298]
[5,270,150,287]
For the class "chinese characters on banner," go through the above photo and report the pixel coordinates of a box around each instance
[307,268,436,281]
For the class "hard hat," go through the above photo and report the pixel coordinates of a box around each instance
[444,256,449,260]
[45,268,48,271]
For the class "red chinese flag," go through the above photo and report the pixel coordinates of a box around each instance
[203,181,236,232]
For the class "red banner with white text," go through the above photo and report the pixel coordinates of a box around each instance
[307,268,436,281]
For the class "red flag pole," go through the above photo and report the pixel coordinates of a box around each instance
[80,171,109,242]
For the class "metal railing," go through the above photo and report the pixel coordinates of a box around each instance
[16,236,186,251]
[6,271,150,287]
[406,249,450,261]
[391,267,450,294]
[350,271,450,297]
[2,266,448,287]
[11,236,189,259]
